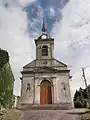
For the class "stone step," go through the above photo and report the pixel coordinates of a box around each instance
[19,104,72,110]
[29,105,66,110]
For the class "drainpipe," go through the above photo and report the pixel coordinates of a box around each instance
[33,60,36,104]
[51,81,54,104]
[33,71,35,104]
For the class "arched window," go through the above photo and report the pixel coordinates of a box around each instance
[26,83,30,91]
[42,45,48,56]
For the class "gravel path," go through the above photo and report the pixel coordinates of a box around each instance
[20,110,82,120]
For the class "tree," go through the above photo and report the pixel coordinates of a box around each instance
[74,86,90,108]
[0,48,9,70]
[0,49,14,109]
[74,89,85,108]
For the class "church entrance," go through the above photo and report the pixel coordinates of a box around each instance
[40,80,52,104]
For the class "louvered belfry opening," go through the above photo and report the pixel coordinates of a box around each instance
[42,45,48,56]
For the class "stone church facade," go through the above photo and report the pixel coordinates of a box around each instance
[20,19,73,109]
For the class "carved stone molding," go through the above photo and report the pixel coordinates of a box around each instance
[36,77,56,86]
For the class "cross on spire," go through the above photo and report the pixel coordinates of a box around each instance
[42,17,47,33]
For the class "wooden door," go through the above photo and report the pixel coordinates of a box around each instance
[40,80,52,104]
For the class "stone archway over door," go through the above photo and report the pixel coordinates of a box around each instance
[40,80,52,104]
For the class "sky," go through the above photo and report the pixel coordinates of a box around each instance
[0,0,90,98]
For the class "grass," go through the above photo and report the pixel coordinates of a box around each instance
[82,110,90,120]
[0,109,21,120]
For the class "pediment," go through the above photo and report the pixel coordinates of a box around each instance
[23,60,36,68]
[54,59,67,67]
[23,59,67,68]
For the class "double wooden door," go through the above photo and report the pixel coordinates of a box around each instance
[40,80,52,104]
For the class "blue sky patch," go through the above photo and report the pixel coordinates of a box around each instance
[24,0,69,36]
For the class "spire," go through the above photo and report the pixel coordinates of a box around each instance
[42,17,47,33]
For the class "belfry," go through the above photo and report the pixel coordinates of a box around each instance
[20,18,73,109]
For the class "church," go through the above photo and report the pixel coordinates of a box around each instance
[20,19,73,109]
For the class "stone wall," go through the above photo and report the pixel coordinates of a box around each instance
[20,72,73,109]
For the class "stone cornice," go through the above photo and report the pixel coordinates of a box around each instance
[21,69,70,74]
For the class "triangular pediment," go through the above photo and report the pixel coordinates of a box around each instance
[54,59,67,67]
[23,60,36,68]
[23,59,67,68]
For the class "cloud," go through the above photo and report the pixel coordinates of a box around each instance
[17,0,36,7]
[25,3,44,37]
[51,0,90,96]
[47,6,55,18]
[0,1,35,96]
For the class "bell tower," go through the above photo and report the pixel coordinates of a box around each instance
[35,18,54,60]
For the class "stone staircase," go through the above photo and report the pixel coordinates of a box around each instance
[18,103,72,110]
